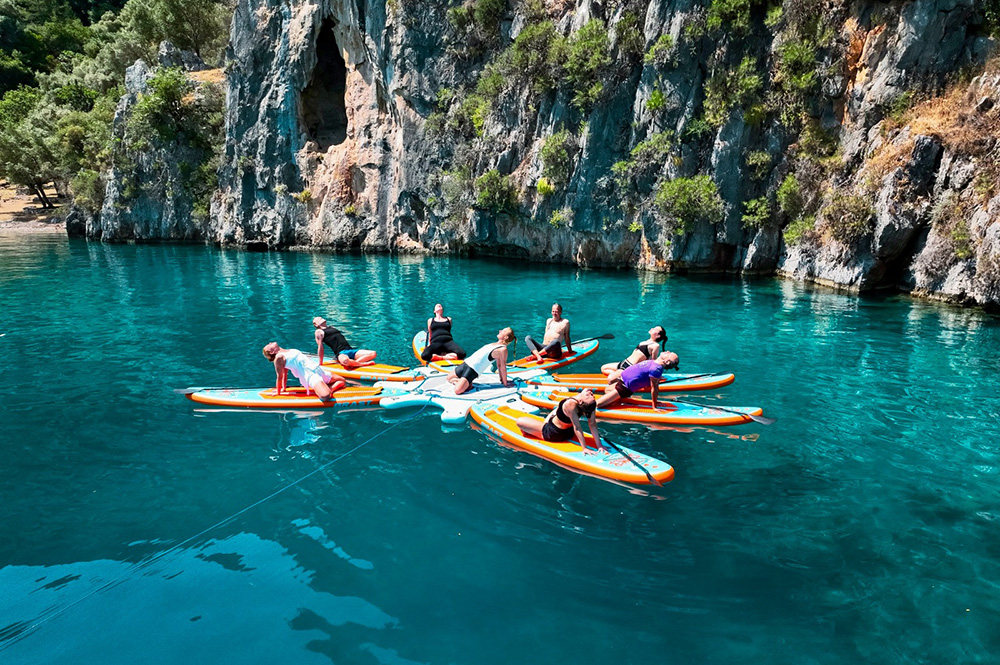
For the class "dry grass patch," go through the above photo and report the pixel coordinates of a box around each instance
[863,63,1000,190]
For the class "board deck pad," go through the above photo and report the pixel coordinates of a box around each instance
[526,372,736,393]
[300,354,417,382]
[519,390,762,425]
[185,385,400,408]
[470,404,674,485]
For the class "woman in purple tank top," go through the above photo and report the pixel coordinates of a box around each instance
[597,351,679,410]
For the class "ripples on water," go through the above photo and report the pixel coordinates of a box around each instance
[1,233,998,664]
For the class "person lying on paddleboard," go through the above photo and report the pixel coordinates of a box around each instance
[263,342,347,400]
[313,317,377,368]
[516,388,607,455]
[446,327,515,395]
[421,303,466,362]
[525,302,572,363]
[600,325,668,375]
[598,351,680,410]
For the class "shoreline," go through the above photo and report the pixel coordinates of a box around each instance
[2,219,995,314]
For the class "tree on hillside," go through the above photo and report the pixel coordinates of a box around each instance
[0,86,61,207]
[121,0,231,59]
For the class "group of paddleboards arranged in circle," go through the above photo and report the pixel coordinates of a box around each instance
[184,304,775,486]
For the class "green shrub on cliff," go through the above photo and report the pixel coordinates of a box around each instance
[822,194,874,244]
[703,57,762,127]
[644,34,675,68]
[128,67,190,143]
[783,214,815,245]
[614,11,644,64]
[612,130,673,193]
[654,175,723,234]
[474,169,518,213]
[565,19,611,110]
[777,174,803,219]
[741,197,771,228]
[540,129,575,187]
[707,0,755,35]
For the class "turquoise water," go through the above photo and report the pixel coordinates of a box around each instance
[1,233,998,664]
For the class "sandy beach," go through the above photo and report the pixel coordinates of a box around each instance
[0,182,66,234]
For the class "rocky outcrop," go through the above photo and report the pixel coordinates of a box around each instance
[92,55,224,241]
[89,0,998,306]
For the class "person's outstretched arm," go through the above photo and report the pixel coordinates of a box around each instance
[315,329,325,365]
[274,356,286,394]
[496,347,509,386]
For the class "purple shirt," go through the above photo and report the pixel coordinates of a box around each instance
[621,360,664,392]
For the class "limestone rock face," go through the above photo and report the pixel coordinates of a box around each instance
[93,58,223,242]
[90,0,999,306]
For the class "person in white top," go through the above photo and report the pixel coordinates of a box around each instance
[262,342,347,400]
[445,327,515,395]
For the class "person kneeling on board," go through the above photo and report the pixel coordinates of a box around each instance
[525,303,572,363]
[600,325,668,375]
[263,342,347,400]
[516,389,607,455]
[313,317,377,368]
[421,303,467,361]
[446,327,515,395]
[598,351,680,410]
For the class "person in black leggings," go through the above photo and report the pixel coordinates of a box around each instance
[515,389,606,454]
[421,303,466,362]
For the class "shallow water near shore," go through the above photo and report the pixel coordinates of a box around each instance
[1,233,999,664]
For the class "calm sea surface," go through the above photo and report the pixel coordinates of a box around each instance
[1,233,998,664]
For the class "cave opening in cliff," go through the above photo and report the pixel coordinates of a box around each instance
[301,19,349,150]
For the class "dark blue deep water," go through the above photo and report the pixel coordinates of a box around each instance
[1,233,998,664]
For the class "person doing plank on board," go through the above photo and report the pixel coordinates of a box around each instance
[600,325,668,375]
[421,303,467,362]
[446,327,515,395]
[263,342,347,400]
[313,317,377,368]
[525,303,572,363]
[516,388,607,455]
[597,351,680,410]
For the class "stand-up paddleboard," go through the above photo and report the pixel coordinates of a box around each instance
[470,404,674,485]
[412,331,600,374]
[520,389,762,425]
[526,372,736,392]
[184,385,402,408]
[377,371,542,424]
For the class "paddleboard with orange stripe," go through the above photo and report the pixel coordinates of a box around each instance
[526,371,735,392]
[470,404,674,485]
[519,389,762,425]
[412,331,599,373]
[185,385,402,408]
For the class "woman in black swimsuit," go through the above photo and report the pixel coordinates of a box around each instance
[601,325,667,375]
[421,303,466,362]
[516,389,606,454]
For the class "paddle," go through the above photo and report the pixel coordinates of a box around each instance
[601,439,663,487]
[668,397,776,425]
[571,333,615,345]
[658,372,724,385]
[174,387,234,395]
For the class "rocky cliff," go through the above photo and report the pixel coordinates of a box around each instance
[95,0,999,308]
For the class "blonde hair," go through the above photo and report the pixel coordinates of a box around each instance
[262,343,277,362]
[501,327,517,357]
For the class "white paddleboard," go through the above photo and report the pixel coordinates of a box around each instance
[377,371,543,424]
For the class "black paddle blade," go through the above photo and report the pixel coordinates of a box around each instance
[748,414,777,425]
